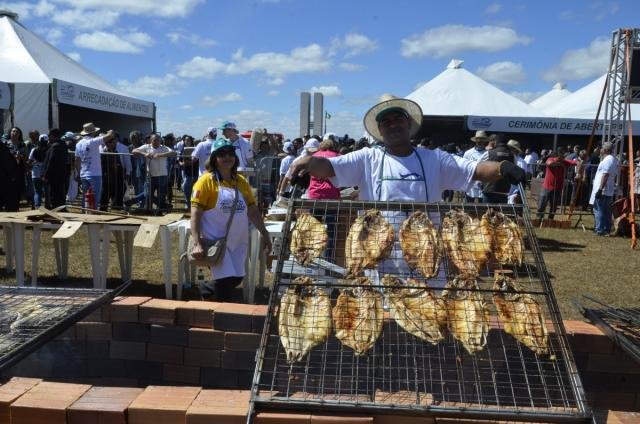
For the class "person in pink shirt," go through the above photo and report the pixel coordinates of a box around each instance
[307,138,341,200]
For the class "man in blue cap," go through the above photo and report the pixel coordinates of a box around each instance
[220,121,253,168]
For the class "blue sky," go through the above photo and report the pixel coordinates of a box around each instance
[2,0,638,138]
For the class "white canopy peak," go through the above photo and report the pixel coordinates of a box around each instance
[447,59,464,69]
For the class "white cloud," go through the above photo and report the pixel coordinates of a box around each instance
[267,77,284,86]
[117,73,180,97]
[485,2,501,14]
[331,33,378,58]
[229,44,330,77]
[401,25,531,58]
[52,0,203,17]
[476,61,526,85]
[167,31,216,48]
[543,36,609,82]
[179,105,193,110]
[66,51,81,61]
[339,63,366,72]
[176,56,227,78]
[34,0,55,16]
[52,8,120,30]
[73,31,153,53]
[309,85,342,97]
[202,92,243,107]
[510,90,545,103]
[267,90,279,97]
[0,2,34,19]
[322,110,363,139]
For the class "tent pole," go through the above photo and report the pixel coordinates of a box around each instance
[552,133,558,151]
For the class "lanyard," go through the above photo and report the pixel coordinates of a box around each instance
[376,147,429,201]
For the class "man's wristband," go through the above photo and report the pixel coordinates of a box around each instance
[497,160,506,177]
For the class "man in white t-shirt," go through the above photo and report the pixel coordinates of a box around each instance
[290,95,526,203]
[74,122,116,208]
[191,127,216,176]
[589,142,619,236]
[463,130,489,202]
[129,133,177,212]
[220,121,253,168]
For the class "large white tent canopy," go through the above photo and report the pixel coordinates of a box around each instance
[0,11,154,135]
[529,83,571,111]
[406,60,546,118]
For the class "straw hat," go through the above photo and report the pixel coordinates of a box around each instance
[80,122,100,136]
[507,139,522,154]
[363,94,423,142]
[470,130,490,142]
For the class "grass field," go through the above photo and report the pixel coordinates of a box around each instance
[0,212,638,322]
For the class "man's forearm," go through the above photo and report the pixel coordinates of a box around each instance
[308,156,335,178]
[473,161,502,182]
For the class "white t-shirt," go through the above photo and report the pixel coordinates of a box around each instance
[192,138,214,175]
[137,144,172,177]
[524,152,539,174]
[229,136,253,168]
[462,147,486,198]
[75,135,105,177]
[329,147,477,202]
[589,154,619,204]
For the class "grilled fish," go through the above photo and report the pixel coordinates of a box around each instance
[399,211,441,278]
[290,213,328,266]
[484,209,525,266]
[382,275,447,344]
[345,210,395,277]
[333,277,384,355]
[442,277,490,355]
[441,210,492,276]
[278,276,332,363]
[493,273,549,356]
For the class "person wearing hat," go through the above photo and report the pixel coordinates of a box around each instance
[74,123,115,208]
[189,139,271,301]
[220,121,254,168]
[463,130,490,203]
[42,129,70,209]
[589,142,619,236]
[192,127,217,176]
[27,134,49,208]
[275,140,298,202]
[289,95,526,203]
[278,137,322,197]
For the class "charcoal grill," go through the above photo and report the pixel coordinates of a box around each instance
[580,296,640,365]
[0,282,128,372]
[248,199,591,423]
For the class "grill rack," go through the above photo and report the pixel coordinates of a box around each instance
[249,199,590,423]
[0,283,128,372]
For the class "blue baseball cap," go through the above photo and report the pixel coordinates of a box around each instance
[212,138,235,152]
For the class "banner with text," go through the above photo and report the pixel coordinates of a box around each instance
[54,79,154,119]
[0,82,11,110]
[467,115,640,135]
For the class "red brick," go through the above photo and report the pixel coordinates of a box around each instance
[184,347,222,368]
[255,412,311,423]
[177,301,220,328]
[110,340,147,360]
[252,305,268,333]
[127,385,201,424]
[0,378,41,424]
[81,308,104,323]
[147,343,184,364]
[225,332,261,351]
[75,321,112,340]
[67,386,143,424]
[374,416,435,424]
[213,303,255,332]
[111,296,152,322]
[587,353,640,374]
[221,351,256,370]
[189,328,225,349]
[139,299,183,325]
[311,415,373,423]
[150,324,189,346]
[606,410,640,424]
[592,392,637,410]
[163,364,201,385]
[10,382,91,424]
[374,390,433,406]
[186,389,250,424]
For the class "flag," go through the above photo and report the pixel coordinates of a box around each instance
[325,111,331,120]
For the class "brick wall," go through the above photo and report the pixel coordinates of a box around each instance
[1,297,639,415]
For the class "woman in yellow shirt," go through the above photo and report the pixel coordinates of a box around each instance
[190,139,271,301]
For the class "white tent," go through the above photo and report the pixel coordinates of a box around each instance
[529,83,571,111]
[406,59,546,117]
[0,11,155,135]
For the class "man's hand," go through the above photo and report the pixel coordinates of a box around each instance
[288,155,312,179]
[500,161,527,185]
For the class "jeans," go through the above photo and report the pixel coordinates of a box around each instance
[593,195,613,235]
[182,173,194,209]
[151,175,168,210]
[537,188,562,220]
[33,177,43,208]
[80,176,102,209]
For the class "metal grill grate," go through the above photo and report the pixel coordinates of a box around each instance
[0,285,123,372]
[249,199,590,422]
